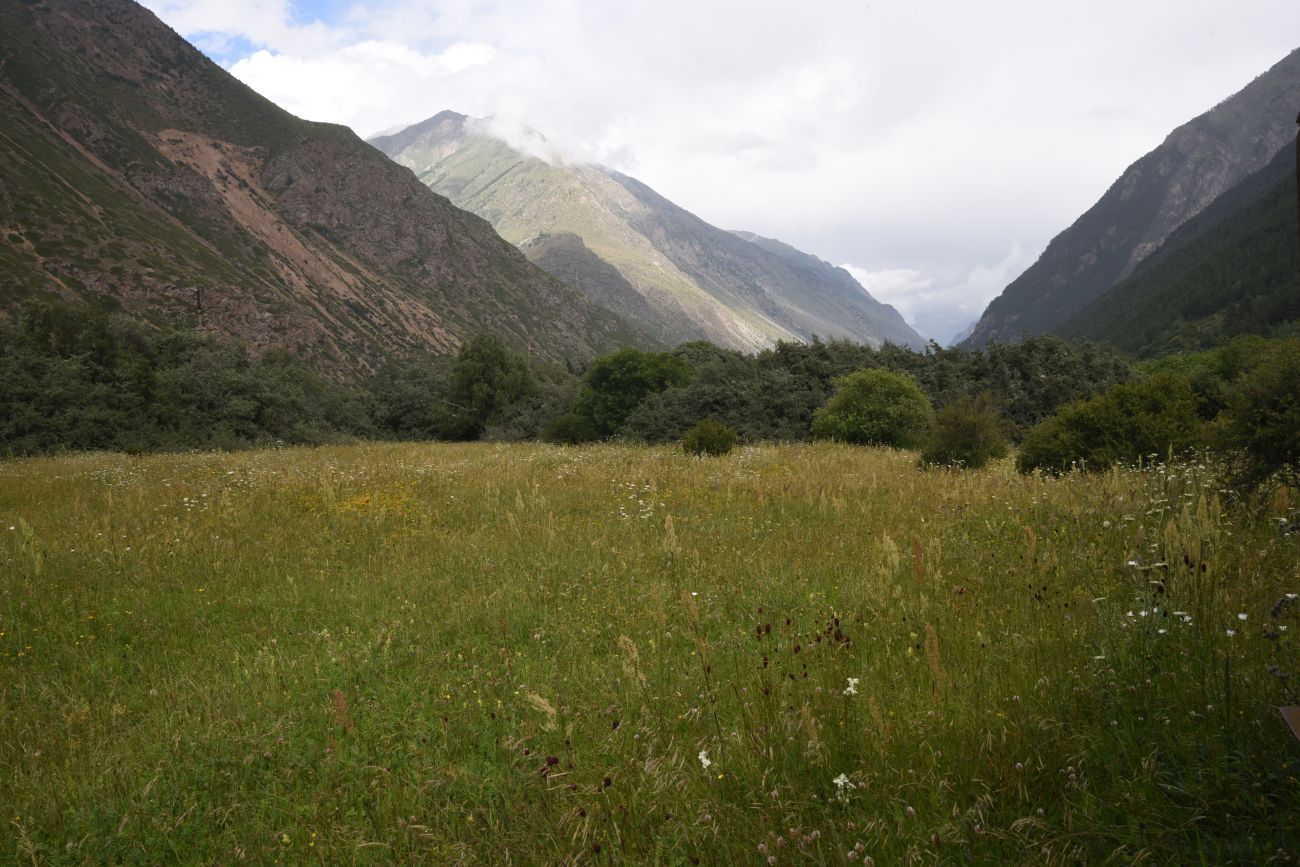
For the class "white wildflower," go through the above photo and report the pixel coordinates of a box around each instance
[832,772,855,802]
[698,750,711,770]
[843,677,860,696]
[1237,612,1248,621]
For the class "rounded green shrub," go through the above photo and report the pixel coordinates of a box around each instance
[1016,372,1201,474]
[919,394,1008,468]
[811,368,932,448]
[543,413,598,445]
[681,418,738,456]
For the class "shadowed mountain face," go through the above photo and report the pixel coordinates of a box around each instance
[0,0,643,374]
[963,47,1300,349]
[1057,143,1299,355]
[370,114,925,352]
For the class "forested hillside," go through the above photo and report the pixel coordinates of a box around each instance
[1059,142,1299,354]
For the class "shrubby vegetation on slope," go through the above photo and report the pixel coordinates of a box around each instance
[1015,336,1300,487]
[0,302,372,455]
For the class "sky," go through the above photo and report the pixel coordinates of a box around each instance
[142,0,1300,343]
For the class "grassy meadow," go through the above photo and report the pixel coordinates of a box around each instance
[2,442,1298,864]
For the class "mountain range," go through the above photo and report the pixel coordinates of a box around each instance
[1058,140,1298,355]
[0,0,643,375]
[3,0,1294,376]
[369,113,926,352]
[963,47,1300,350]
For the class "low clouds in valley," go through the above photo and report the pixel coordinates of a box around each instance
[144,0,1300,341]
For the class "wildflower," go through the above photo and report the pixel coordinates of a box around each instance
[1237,612,1248,621]
[832,772,855,802]
[698,750,711,769]
[1226,629,1236,637]
[843,677,859,696]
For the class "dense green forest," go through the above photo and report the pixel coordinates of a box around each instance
[0,300,1129,453]
[3,300,1296,488]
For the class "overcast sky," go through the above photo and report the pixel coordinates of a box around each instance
[143,0,1300,342]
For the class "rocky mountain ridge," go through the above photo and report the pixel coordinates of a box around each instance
[0,0,642,375]
[370,113,926,352]
[963,47,1300,349]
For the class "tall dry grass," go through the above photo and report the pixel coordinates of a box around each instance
[0,442,1297,863]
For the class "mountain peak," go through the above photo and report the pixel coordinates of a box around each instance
[372,115,927,351]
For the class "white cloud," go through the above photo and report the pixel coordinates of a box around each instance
[227,40,496,134]
[846,242,1037,342]
[842,266,934,326]
[142,0,1300,338]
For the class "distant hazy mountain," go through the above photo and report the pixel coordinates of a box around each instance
[947,319,978,347]
[1058,142,1299,355]
[0,0,642,374]
[370,113,926,351]
[963,47,1300,349]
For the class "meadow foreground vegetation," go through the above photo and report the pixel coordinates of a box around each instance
[2,442,1299,863]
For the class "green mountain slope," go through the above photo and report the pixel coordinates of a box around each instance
[1058,142,1299,355]
[963,47,1300,349]
[0,0,643,374]
[370,113,925,351]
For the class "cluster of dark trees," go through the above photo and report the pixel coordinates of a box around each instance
[3,300,1295,488]
[0,302,372,454]
[0,299,1133,454]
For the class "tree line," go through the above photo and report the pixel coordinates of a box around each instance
[2,300,1295,489]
